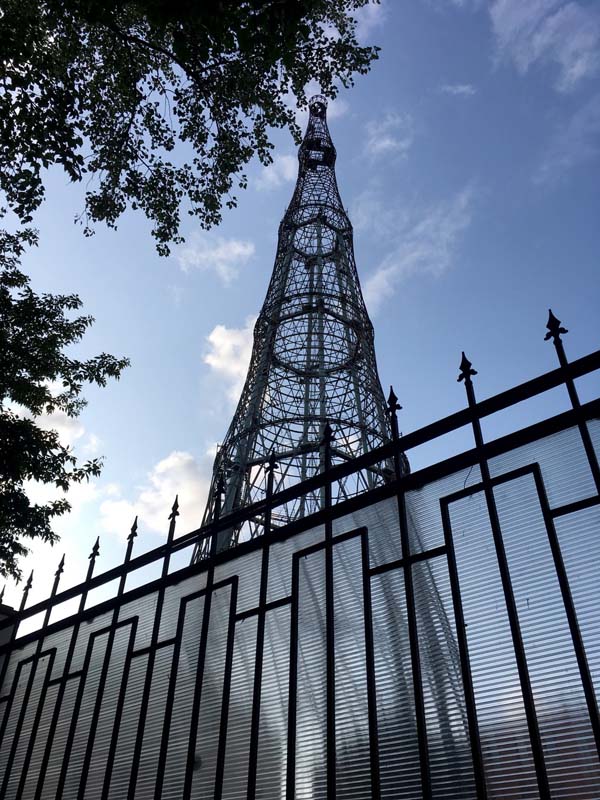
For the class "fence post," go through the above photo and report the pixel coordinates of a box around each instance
[458,352,550,799]
[320,423,337,799]
[388,386,432,799]
[182,476,225,798]
[0,569,33,756]
[127,497,178,796]
[40,537,100,799]
[80,517,139,797]
[545,309,600,492]
[247,457,278,799]
[13,556,66,798]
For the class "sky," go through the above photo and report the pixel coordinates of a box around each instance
[3,0,600,611]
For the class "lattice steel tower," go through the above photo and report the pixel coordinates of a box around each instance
[197,95,397,555]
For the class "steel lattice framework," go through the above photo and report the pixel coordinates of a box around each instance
[197,96,398,553]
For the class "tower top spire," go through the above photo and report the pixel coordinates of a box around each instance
[308,94,328,117]
[295,94,337,179]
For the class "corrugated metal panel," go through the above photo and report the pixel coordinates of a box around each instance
[107,651,147,797]
[0,659,33,783]
[221,617,257,799]
[295,546,327,799]
[256,604,289,799]
[161,592,205,799]
[333,535,371,799]
[41,675,80,797]
[372,569,421,799]
[0,419,599,797]
[489,426,596,509]
[414,557,476,799]
[190,585,232,799]
[451,489,540,798]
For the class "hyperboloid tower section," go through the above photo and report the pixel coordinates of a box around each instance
[197,95,396,555]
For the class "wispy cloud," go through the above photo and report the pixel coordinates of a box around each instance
[490,0,600,91]
[175,233,255,286]
[440,83,477,96]
[203,316,255,401]
[536,92,600,182]
[256,154,297,190]
[356,186,475,314]
[365,112,414,159]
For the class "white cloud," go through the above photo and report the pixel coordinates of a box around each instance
[359,186,475,314]
[34,408,104,460]
[536,92,600,181]
[355,0,388,42]
[176,232,255,286]
[35,410,85,448]
[256,154,297,190]
[365,112,414,159]
[490,0,600,91]
[100,451,212,539]
[440,83,477,96]
[203,316,255,402]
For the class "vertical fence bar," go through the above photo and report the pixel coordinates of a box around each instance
[77,517,138,797]
[388,387,432,799]
[246,458,277,799]
[14,557,65,798]
[458,353,550,799]
[285,549,300,800]
[533,467,600,757]
[360,531,381,799]
[546,310,600,493]
[213,576,238,800]
[39,538,99,800]
[182,476,224,797]
[440,503,488,799]
[322,424,337,800]
[0,570,33,752]
[126,496,178,797]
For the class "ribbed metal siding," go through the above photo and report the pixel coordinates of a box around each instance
[0,423,599,797]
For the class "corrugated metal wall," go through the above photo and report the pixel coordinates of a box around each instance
[1,421,599,798]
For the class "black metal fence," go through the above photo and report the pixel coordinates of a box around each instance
[0,312,599,799]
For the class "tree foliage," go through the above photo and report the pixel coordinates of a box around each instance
[0,229,129,581]
[0,0,378,254]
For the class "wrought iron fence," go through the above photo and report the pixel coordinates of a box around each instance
[0,311,599,799]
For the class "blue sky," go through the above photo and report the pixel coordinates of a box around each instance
[4,0,600,609]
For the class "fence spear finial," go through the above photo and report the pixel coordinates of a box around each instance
[128,515,138,542]
[458,352,478,383]
[321,422,334,446]
[545,309,568,342]
[387,385,402,413]
[169,495,180,520]
[89,536,100,561]
[20,570,34,610]
[55,553,65,578]
[49,554,66,605]
[166,495,179,545]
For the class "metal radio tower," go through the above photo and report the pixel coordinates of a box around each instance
[196,95,397,555]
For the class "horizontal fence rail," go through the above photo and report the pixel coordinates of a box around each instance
[0,312,599,798]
